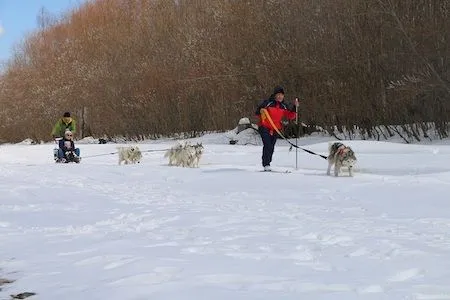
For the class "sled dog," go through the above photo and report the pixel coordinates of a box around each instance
[327,141,357,177]
[164,142,184,166]
[117,145,142,165]
[164,142,204,168]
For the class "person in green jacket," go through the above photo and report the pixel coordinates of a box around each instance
[51,112,77,138]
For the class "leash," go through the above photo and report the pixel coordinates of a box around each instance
[82,152,118,159]
[260,108,328,160]
[81,148,170,159]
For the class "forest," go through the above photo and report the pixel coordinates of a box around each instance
[0,0,448,143]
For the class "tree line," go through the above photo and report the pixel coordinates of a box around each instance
[0,0,448,143]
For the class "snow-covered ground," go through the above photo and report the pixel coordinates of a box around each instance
[1,131,450,300]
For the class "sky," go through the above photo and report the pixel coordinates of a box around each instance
[0,0,86,62]
[0,130,450,299]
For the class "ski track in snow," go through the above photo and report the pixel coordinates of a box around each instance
[1,139,450,299]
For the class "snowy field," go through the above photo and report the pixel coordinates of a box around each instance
[1,131,450,300]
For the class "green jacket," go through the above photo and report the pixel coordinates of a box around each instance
[51,117,77,138]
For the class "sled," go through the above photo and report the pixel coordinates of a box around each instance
[53,148,81,164]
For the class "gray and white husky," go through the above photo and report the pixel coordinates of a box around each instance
[164,142,204,168]
[327,141,357,177]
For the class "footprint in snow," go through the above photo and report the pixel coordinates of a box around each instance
[387,268,423,282]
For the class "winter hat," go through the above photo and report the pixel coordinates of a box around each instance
[273,86,285,95]
[65,130,72,136]
[63,112,71,117]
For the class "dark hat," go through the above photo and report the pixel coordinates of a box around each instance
[63,112,71,117]
[273,86,285,95]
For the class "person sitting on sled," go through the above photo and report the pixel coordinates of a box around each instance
[51,112,77,138]
[56,130,81,163]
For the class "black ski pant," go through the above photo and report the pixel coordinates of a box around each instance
[258,126,277,167]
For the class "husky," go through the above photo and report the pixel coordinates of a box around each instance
[117,145,142,165]
[164,142,184,166]
[189,142,204,168]
[327,141,357,177]
[164,142,204,168]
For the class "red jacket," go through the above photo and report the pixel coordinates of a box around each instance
[255,98,297,134]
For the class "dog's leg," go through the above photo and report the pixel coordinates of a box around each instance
[334,160,341,177]
[327,160,332,175]
[188,155,194,168]
[174,157,180,167]
[348,166,353,177]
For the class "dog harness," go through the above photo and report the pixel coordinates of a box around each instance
[336,144,349,157]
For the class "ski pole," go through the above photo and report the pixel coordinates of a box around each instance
[295,98,299,170]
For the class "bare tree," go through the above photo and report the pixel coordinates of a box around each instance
[0,0,448,142]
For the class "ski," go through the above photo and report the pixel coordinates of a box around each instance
[259,169,292,173]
